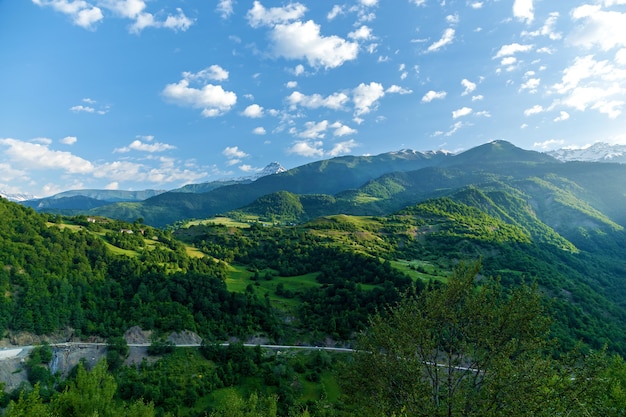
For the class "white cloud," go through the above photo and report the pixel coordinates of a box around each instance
[162,69,237,117]
[33,0,194,32]
[569,5,626,51]
[552,55,626,118]
[114,139,175,153]
[553,111,570,122]
[446,14,459,24]
[470,2,483,9]
[520,78,541,93]
[410,0,426,5]
[270,20,359,69]
[386,85,413,94]
[243,104,264,118]
[223,146,249,159]
[253,127,267,135]
[452,107,473,118]
[216,0,234,19]
[533,139,565,150]
[461,79,476,96]
[513,0,534,24]
[426,28,455,53]
[353,82,385,115]
[246,1,307,28]
[0,138,94,173]
[472,95,484,101]
[327,5,344,20]
[70,98,109,115]
[286,81,298,88]
[298,120,329,139]
[32,0,103,30]
[183,65,229,82]
[522,12,561,40]
[359,0,378,6]
[494,43,533,58]
[61,136,78,145]
[349,25,374,41]
[328,139,357,156]
[288,140,324,157]
[105,181,119,190]
[616,48,626,65]
[287,91,349,110]
[330,122,357,136]
[524,104,544,116]
[422,90,447,102]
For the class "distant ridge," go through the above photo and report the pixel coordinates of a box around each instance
[0,190,36,202]
[547,142,626,163]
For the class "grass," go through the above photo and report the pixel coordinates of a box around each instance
[391,259,447,283]
[184,216,254,228]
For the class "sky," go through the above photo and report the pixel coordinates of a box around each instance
[1,0,625,197]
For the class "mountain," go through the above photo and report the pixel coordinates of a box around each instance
[547,142,626,163]
[171,162,287,193]
[0,190,36,202]
[21,188,167,213]
[88,148,453,226]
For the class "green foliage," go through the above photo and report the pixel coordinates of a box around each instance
[341,260,626,417]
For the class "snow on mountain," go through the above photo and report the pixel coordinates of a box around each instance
[0,191,37,202]
[547,143,626,163]
[237,162,287,181]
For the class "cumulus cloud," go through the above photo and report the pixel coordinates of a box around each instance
[70,98,109,115]
[452,107,473,118]
[554,111,570,122]
[35,0,195,33]
[216,0,234,19]
[243,104,264,118]
[253,127,267,135]
[513,0,534,24]
[330,121,357,136]
[524,104,544,116]
[494,43,534,58]
[246,1,307,28]
[32,0,103,30]
[520,77,541,93]
[297,120,329,139]
[422,90,447,102]
[0,138,94,173]
[426,28,455,53]
[327,5,343,20]
[247,2,359,69]
[183,65,229,82]
[353,82,385,115]
[386,85,413,94]
[60,136,78,145]
[287,140,324,157]
[223,146,249,159]
[569,4,626,51]
[522,12,561,40]
[270,20,359,69]
[287,91,349,110]
[328,139,357,156]
[552,55,626,118]
[114,138,175,153]
[162,68,237,117]
[461,79,476,96]
[348,25,374,41]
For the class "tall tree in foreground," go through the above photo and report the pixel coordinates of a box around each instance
[341,260,623,417]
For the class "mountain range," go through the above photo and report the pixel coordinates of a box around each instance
[11,141,626,230]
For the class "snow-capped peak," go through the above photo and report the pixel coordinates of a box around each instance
[547,142,626,163]
[0,190,37,202]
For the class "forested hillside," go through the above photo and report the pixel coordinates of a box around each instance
[3,153,626,416]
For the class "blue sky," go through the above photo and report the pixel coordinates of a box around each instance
[1,0,625,197]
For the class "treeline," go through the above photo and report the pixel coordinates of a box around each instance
[0,199,278,340]
[179,222,415,339]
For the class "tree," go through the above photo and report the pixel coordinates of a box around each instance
[341,260,558,417]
